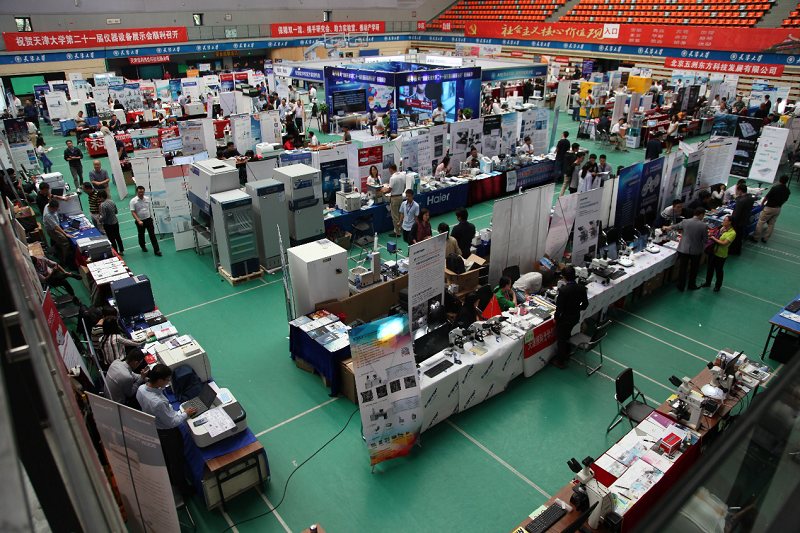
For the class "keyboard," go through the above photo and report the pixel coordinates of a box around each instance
[786,300,800,313]
[182,398,210,418]
[524,503,567,533]
[424,359,454,378]
[609,269,627,280]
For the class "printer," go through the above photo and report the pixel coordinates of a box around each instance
[256,142,282,157]
[77,236,113,261]
[184,102,205,116]
[183,385,247,448]
[154,339,212,383]
[336,190,362,212]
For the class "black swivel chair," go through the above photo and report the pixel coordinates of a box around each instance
[607,368,655,433]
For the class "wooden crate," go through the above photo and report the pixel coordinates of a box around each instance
[218,266,264,286]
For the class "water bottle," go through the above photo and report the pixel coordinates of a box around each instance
[355,275,361,290]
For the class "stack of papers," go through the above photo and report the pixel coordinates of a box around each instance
[780,310,800,324]
[204,406,235,438]
[291,311,351,352]
[86,257,131,284]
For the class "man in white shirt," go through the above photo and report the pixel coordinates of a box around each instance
[278,99,290,122]
[294,100,304,132]
[137,364,196,495]
[106,349,148,406]
[513,271,543,301]
[610,118,629,152]
[309,84,317,101]
[432,102,446,124]
[177,91,187,109]
[491,99,503,115]
[288,85,299,103]
[518,136,533,154]
[466,146,484,168]
[130,185,161,256]
[382,164,407,237]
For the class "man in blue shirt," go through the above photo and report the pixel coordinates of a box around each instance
[398,189,420,246]
[137,364,197,495]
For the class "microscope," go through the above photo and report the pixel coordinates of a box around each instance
[568,456,615,530]
[668,376,719,430]
[643,224,660,253]
[468,322,487,346]
[701,362,735,401]
[617,236,634,267]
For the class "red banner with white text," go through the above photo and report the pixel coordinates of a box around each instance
[3,27,187,51]
[271,22,384,37]
[465,22,800,54]
[664,57,783,76]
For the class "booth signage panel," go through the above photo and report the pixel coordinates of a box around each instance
[273,65,324,82]
[395,67,481,86]
[481,65,548,82]
[514,160,555,190]
[129,55,169,65]
[271,22,385,37]
[3,27,187,51]
[664,57,783,76]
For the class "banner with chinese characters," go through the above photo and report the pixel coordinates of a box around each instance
[129,55,169,65]
[464,22,800,55]
[271,22,384,37]
[3,27,187,51]
[349,315,422,467]
[664,57,783,77]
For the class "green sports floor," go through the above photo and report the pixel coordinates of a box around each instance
[39,112,800,533]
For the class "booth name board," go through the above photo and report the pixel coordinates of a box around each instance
[466,21,800,55]
[129,55,170,65]
[271,22,385,37]
[3,27,188,51]
[664,57,783,76]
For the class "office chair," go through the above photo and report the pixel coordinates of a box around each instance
[607,367,654,433]
[350,213,375,261]
[568,318,609,376]
[476,284,494,312]
[502,265,521,285]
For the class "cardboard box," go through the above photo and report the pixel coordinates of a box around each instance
[28,222,44,243]
[339,358,358,404]
[334,231,352,250]
[295,356,315,374]
[445,254,486,293]
[639,271,665,297]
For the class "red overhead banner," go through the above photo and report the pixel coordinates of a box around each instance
[664,57,784,76]
[129,55,169,65]
[3,27,187,51]
[271,22,384,37]
[465,22,800,54]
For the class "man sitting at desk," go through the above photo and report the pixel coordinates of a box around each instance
[35,182,66,215]
[466,146,483,169]
[518,136,534,155]
[108,116,121,132]
[75,110,87,127]
[31,255,81,305]
[106,348,148,407]
[342,125,352,142]
[137,364,196,496]
[610,118,629,152]
[222,141,240,159]
[367,108,379,135]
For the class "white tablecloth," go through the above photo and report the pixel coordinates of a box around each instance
[420,333,523,432]
[583,246,678,318]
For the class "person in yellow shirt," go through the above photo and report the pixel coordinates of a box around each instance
[701,215,736,292]
[438,223,461,257]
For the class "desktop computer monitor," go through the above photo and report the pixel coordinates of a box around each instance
[397,118,410,129]
[413,323,453,364]
[599,242,618,261]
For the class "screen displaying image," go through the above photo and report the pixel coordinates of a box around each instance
[332,89,367,115]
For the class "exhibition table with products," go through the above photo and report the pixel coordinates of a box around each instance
[511,351,772,533]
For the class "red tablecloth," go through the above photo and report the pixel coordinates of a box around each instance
[85,134,134,157]
[126,111,143,124]
[214,119,230,139]
[467,173,507,206]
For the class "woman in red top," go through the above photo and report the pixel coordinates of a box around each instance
[284,136,297,150]
[411,208,432,244]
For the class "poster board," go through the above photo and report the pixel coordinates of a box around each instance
[571,188,604,264]
[87,394,180,533]
[731,116,762,177]
[482,114,502,158]
[259,111,282,145]
[42,292,88,375]
[448,118,483,168]
[349,315,422,467]
[162,164,195,250]
[638,157,664,225]
[45,91,69,120]
[659,151,684,214]
[749,126,789,184]
[408,232,447,333]
[229,113,253,155]
[699,137,736,189]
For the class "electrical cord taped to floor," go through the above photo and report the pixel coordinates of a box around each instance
[220,408,360,532]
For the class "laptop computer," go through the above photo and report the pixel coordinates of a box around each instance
[180,382,217,418]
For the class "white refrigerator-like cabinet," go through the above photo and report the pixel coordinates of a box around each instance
[287,239,349,317]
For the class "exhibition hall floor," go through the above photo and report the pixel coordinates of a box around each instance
[40,113,800,532]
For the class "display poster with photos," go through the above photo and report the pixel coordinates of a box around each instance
[349,315,423,467]
[731,116,763,177]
